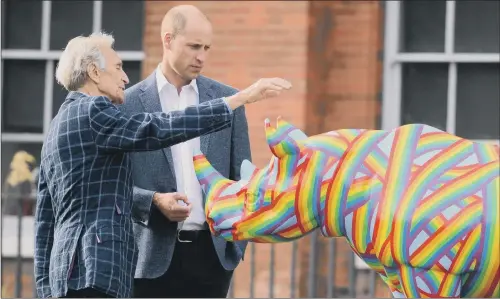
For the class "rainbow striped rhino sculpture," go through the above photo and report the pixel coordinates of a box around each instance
[193,117,500,298]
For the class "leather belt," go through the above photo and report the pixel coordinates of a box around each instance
[177,230,209,242]
[177,222,210,243]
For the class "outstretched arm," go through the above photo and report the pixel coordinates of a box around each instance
[89,77,293,153]
[89,96,233,153]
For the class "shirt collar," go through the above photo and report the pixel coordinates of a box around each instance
[155,64,198,95]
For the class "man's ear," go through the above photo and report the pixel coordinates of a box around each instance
[87,63,100,83]
[163,32,173,50]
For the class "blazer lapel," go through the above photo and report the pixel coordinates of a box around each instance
[138,73,177,181]
[197,77,215,155]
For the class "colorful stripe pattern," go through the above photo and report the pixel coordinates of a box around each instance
[193,117,500,298]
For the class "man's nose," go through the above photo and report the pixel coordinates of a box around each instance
[196,51,208,63]
[122,71,130,84]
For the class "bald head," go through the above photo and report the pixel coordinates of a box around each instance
[159,5,213,88]
[161,5,211,39]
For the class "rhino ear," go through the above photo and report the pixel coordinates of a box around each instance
[240,159,257,182]
[265,117,308,158]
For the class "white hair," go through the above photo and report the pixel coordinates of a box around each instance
[55,32,115,91]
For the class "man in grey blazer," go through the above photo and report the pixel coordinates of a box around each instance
[119,5,253,298]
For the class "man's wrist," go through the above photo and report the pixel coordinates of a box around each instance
[225,93,247,110]
[152,192,159,206]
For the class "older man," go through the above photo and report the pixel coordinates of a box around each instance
[119,5,252,298]
[34,31,291,298]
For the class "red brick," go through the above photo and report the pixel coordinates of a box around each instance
[143,0,388,297]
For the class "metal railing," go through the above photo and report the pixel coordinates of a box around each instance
[226,231,384,298]
[1,195,387,298]
[1,193,37,298]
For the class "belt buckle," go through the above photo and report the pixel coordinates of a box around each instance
[177,229,193,243]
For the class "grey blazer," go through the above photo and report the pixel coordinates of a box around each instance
[119,72,251,279]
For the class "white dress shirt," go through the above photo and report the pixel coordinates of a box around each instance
[155,65,206,231]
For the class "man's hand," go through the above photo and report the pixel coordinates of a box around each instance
[152,192,191,222]
[225,78,292,110]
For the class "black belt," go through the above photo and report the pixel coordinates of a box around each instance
[176,222,210,243]
[177,229,209,243]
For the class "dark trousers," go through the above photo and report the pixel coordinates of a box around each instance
[133,230,233,298]
[62,287,114,298]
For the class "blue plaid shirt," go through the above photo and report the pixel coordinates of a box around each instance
[34,91,233,298]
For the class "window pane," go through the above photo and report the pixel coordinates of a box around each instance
[1,0,42,49]
[102,1,144,51]
[456,64,499,139]
[455,1,500,53]
[52,62,69,119]
[123,61,142,87]
[2,60,45,133]
[1,142,42,217]
[400,1,446,53]
[50,1,93,50]
[401,63,448,131]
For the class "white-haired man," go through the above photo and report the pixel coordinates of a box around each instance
[34,31,291,298]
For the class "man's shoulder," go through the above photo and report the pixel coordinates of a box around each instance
[124,80,144,100]
[199,75,238,96]
[121,79,147,111]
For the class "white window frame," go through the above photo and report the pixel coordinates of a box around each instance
[0,1,144,258]
[0,1,145,143]
[382,0,500,146]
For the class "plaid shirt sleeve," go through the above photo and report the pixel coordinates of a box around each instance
[34,167,55,298]
[88,96,233,152]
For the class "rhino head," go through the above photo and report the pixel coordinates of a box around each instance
[193,117,339,242]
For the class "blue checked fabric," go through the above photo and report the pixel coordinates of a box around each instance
[34,91,233,298]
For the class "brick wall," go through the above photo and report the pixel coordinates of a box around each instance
[143,1,308,297]
[302,1,388,297]
[142,1,387,297]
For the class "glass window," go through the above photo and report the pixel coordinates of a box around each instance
[401,63,449,131]
[455,1,500,53]
[1,0,42,49]
[1,142,42,217]
[123,61,142,87]
[2,60,45,133]
[400,1,446,53]
[102,1,144,51]
[456,64,500,139]
[50,1,93,50]
[52,62,69,119]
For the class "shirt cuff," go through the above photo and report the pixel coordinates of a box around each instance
[222,97,233,113]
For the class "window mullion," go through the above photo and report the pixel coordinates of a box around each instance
[93,1,102,33]
[1,50,144,60]
[43,60,54,135]
[41,1,51,51]
[446,64,457,134]
[2,133,46,143]
[1,2,3,141]
[394,53,500,63]
[445,1,457,134]
[445,1,456,54]
[382,0,403,130]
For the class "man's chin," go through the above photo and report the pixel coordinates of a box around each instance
[110,95,125,105]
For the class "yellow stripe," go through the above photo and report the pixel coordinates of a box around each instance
[298,152,324,231]
[411,203,482,266]
[353,203,369,252]
[413,162,497,226]
[375,127,413,256]
[480,176,499,295]
[449,225,481,274]
[393,141,472,261]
